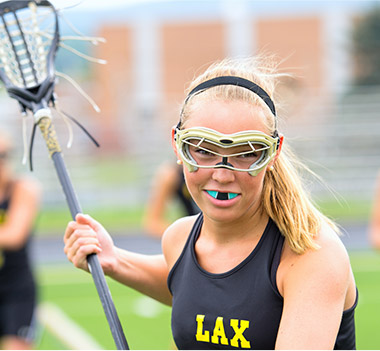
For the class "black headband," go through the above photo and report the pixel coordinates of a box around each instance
[177,76,278,135]
[186,76,276,116]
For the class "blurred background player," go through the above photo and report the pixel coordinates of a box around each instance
[369,170,380,250]
[143,160,200,238]
[0,130,41,350]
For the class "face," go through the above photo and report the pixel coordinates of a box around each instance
[174,99,276,224]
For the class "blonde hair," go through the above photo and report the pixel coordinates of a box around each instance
[180,55,339,254]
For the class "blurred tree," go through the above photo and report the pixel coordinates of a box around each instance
[351,6,380,86]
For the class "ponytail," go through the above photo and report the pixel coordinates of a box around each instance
[263,145,339,254]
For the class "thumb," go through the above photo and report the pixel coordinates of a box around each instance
[75,213,104,232]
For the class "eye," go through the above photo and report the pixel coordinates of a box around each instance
[195,148,215,156]
[237,151,261,160]
[239,152,258,158]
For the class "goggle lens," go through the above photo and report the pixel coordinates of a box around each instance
[184,139,268,170]
[176,127,278,176]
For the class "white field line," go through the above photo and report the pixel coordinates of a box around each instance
[37,301,103,350]
[133,295,163,318]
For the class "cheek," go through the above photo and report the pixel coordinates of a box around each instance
[242,171,266,196]
[183,168,208,198]
[183,168,199,191]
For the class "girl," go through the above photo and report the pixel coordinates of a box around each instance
[64,56,357,350]
[0,131,41,350]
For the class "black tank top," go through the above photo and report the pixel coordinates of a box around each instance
[168,213,357,350]
[0,181,35,298]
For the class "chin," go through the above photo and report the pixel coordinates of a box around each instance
[205,208,242,223]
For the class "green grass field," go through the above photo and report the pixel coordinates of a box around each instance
[349,250,380,350]
[33,250,380,350]
[36,264,173,350]
[35,193,372,237]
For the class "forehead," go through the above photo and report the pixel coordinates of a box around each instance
[185,99,268,134]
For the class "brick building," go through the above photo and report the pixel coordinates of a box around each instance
[77,1,372,151]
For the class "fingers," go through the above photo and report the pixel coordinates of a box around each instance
[66,234,102,271]
[64,214,100,244]
[64,220,78,244]
[64,226,100,257]
[64,215,102,271]
[76,213,104,232]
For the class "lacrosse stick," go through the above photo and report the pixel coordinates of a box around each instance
[0,1,129,349]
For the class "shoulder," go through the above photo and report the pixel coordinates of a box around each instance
[279,221,352,297]
[13,176,42,199]
[275,222,356,349]
[162,214,198,270]
[312,221,351,272]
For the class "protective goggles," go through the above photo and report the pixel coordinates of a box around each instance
[175,127,279,176]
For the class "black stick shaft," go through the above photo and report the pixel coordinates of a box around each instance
[38,115,129,350]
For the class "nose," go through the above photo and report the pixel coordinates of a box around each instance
[211,165,236,184]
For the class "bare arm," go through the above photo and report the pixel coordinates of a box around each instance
[143,163,178,238]
[275,227,355,349]
[111,249,171,305]
[0,177,41,249]
[369,171,380,249]
[64,214,172,305]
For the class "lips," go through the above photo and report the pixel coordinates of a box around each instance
[206,190,239,200]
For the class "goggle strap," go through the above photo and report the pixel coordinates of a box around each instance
[273,130,280,150]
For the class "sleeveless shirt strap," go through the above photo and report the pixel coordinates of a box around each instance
[191,212,204,243]
[167,212,204,294]
[269,225,285,293]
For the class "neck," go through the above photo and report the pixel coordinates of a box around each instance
[202,206,269,244]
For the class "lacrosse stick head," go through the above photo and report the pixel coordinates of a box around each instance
[0,0,59,113]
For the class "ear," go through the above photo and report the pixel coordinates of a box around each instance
[171,125,180,158]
